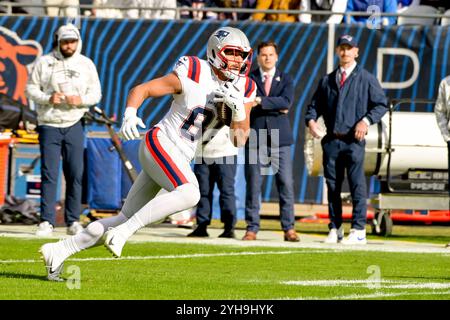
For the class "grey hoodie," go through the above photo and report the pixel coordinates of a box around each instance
[435,75,450,142]
[26,24,102,128]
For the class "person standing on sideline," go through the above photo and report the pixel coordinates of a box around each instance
[26,23,102,237]
[39,27,256,281]
[188,126,238,238]
[305,34,388,245]
[434,74,450,247]
[45,0,79,17]
[243,41,299,242]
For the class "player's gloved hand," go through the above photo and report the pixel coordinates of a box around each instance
[213,82,246,122]
[119,107,146,141]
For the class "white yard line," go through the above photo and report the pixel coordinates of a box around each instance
[0,249,333,264]
[282,279,450,290]
[279,279,450,299]
[297,290,450,300]
[386,283,450,289]
[282,279,399,286]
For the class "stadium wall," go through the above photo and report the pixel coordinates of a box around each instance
[1,16,449,205]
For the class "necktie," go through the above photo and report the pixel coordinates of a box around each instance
[340,70,346,89]
[264,74,272,96]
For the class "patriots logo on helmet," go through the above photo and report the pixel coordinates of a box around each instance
[214,30,230,41]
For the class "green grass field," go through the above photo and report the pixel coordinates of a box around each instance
[1,235,449,300]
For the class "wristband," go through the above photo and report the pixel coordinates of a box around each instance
[232,105,246,122]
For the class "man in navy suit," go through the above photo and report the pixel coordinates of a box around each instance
[305,34,388,245]
[243,41,299,242]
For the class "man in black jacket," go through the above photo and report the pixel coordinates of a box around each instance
[243,41,299,242]
[305,34,388,245]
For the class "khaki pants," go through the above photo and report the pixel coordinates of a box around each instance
[45,0,79,17]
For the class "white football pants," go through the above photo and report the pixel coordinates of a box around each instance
[72,126,200,251]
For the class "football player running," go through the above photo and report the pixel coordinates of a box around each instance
[39,27,257,281]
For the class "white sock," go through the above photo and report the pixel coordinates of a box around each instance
[55,213,129,259]
[118,183,200,237]
[53,236,80,262]
[115,214,145,239]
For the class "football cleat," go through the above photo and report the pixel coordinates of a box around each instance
[104,228,128,258]
[39,243,65,282]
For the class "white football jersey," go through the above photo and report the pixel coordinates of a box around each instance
[155,56,256,161]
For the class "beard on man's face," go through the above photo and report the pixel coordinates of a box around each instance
[61,47,75,58]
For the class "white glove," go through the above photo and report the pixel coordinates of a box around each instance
[213,82,246,122]
[119,107,146,141]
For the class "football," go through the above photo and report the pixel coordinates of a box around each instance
[216,101,232,126]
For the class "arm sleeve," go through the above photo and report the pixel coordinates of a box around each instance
[172,56,192,94]
[304,79,324,125]
[365,74,389,125]
[25,59,52,105]
[243,78,257,103]
[435,79,450,141]
[81,60,102,106]
[260,74,294,111]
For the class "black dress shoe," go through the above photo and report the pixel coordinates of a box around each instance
[218,230,235,238]
[187,226,209,237]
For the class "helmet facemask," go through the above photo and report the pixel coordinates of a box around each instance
[216,46,253,80]
[207,27,253,81]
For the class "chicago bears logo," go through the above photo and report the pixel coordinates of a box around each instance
[214,30,230,41]
[0,27,42,106]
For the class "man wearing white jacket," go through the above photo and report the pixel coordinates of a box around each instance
[434,75,450,248]
[435,75,450,192]
[26,23,102,237]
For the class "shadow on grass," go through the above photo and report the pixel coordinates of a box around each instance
[0,271,49,281]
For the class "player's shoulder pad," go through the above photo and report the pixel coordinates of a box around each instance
[173,55,201,83]
[243,76,256,98]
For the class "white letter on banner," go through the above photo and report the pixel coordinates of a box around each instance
[377,48,419,89]
[366,5,382,30]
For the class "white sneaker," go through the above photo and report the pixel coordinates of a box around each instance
[39,243,65,281]
[67,221,84,235]
[104,228,128,258]
[324,226,344,244]
[36,221,54,237]
[341,228,367,245]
